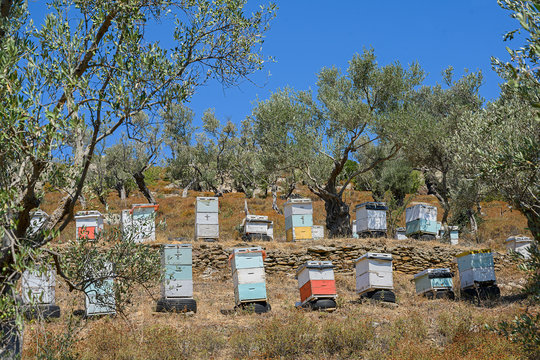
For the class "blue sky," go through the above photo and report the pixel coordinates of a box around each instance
[185,1,520,128]
[28,1,521,130]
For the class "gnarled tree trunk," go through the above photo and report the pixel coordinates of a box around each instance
[323,196,352,238]
[133,171,156,204]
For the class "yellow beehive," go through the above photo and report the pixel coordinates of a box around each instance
[286,226,312,242]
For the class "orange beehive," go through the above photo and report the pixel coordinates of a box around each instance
[299,280,336,303]
[296,261,337,305]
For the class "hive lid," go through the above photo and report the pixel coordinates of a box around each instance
[130,203,159,213]
[413,268,453,279]
[355,252,392,262]
[162,244,192,249]
[196,196,218,201]
[355,202,388,211]
[245,215,271,223]
[456,249,492,258]
[30,209,49,218]
[75,210,103,219]
[295,261,334,277]
[283,198,312,206]
[505,236,532,243]
[232,246,263,254]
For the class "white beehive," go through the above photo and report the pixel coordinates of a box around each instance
[355,202,388,233]
[242,215,274,239]
[195,197,219,240]
[283,198,313,218]
[395,227,407,240]
[27,210,49,237]
[122,204,159,243]
[21,268,56,305]
[354,253,393,295]
[312,225,324,239]
[456,250,496,289]
[75,211,104,241]
[505,236,533,259]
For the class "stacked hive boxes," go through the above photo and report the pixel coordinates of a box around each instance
[449,226,459,245]
[355,253,395,302]
[121,204,159,243]
[229,247,269,311]
[413,268,454,299]
[195,197,219,240]
[242,215,274,241]
[161,244,193,298]
[21,267,60,318]
[84,262,116,316]
[284,198,313,242]
[505,236,533,259]
[295,261,337,310]
[75,211,104,241]
[456,249,500,300]
[405,203,438,239]
[355,202,388,237]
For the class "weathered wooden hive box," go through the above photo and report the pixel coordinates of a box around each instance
[122,204,159,243]
[505,236,533,259]
[395,227,407,240]
[405,203,438,237]
[355,202,387,235]
[75,210,104,241]
[161,244,193,298]
[296,261,336,305]
[413,268,453,295]
[284,198,313,241]
[229,247,267,305]
[84,262,115,316]
[21,268,56,305]
[243,215,274,239]
[456,249,496,289]
[355,252,393,295]
[195,197,219,240]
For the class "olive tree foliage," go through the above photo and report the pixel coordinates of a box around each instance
[0,0,275,352]
[400,69,484,232]
[252,50,424,237]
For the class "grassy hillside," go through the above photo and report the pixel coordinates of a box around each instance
[23,185,537,359]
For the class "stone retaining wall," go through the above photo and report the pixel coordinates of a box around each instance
[191,241,514,275]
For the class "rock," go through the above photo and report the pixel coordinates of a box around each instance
[307,246,337,254]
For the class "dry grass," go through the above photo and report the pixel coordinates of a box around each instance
[21,264,533,359]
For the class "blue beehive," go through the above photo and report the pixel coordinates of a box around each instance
[285,214,314,230]
[413,268,454,298]
[229,247,268,307]
[405,203,438,238]
[85,279,115,316]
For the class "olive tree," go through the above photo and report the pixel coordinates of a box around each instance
[0,0,275,354]
[401,68,484,230]
[252,49,423,236]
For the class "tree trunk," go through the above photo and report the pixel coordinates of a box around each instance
[324,196,352,238]
[523,208,540,241]
[183,179,195,198]
[133,171,156,204]
[271,184,282,214]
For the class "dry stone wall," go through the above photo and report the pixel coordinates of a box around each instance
[191,240,515,276]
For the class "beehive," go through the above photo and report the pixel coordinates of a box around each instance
[122,204,159,243]
[505,236,533,259]
[161,244,193,298]
[243,215,274,240]
[284,199,313,241]
[75,211,104,241]
[355,202,387,235]
[21,268,56,305]
[312,225,325,240]
[449,226,459,245]
[352,222,359,239]
[405,203,438,236]
[395,227,407,240]
[413,268,453,295]
[27,210,49,237]
[295,261,336,305]
[195,197,219,240]
[355,253,393,295]
[84,262,115,316]
[456,249,497,289]
[229,247,267,305]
